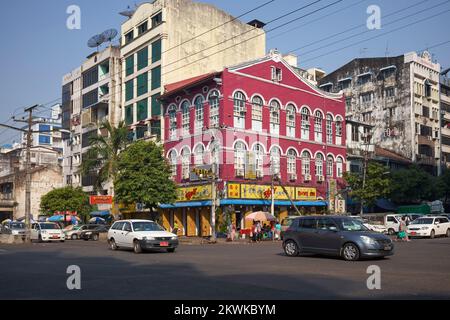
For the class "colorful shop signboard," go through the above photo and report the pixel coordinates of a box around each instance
[177,185,212,202]
[228,184,317,201]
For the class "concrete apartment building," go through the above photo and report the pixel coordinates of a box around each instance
[319,51,441,175]
[62,46,122,193]
[441,71,450,169]
[120,0,266,141]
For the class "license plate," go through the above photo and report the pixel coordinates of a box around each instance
[384,246,392,251]
[411,232,416,236]
[160,242,169,247]
[52,235,59,239]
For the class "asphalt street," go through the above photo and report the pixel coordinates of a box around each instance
[1,238,450,300]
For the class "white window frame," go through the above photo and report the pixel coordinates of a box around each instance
[287,149,297,174]
[327,156,334,177]
[336,157,344,178]
[315,154,324,177]
[181,148,191,180]
[168,105,177,140]
[234,142,246,175]
[301,108,310,140]
[302,151,311,176]
[194,144,205,166]
[270,147,281,175]
[181,101,190,137]
[253,144,264,176]
[168,150,177,177]
[326,114,333,144]
[209,90,220,128]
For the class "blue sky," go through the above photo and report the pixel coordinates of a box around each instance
[0,0,449,144]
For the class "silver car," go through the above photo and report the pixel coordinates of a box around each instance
[282,216,394,261]
[1,222,27,236]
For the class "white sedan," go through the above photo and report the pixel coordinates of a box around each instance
[407,216,450,239]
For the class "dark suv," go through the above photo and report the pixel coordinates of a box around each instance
[282,216,394,261]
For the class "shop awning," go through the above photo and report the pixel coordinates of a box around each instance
[90,210,111,217]
[159,200,327,209]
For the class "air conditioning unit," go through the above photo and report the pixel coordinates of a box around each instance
[289,174,297,181]
[235,169,244,177]
[304,174,312,182]
[317,175,325,182]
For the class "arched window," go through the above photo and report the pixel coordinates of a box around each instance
[181,147,191,180]
[181,101,190,137]
[286,104,296,138]
[252,96,263,131]
[336,116,343,137]
[168,150,177,177]
[194,96,204,134]
[209,90,220,128]
[326,114,333,144]
[336,157,344,178]
[234,142,246,177]
[194,144,205,166]
[327,156,334,177]
[315,153,324,177]
[233,91,246,129]
[302,151,311,176]
[270,147,281,175]
[315,111,323,142]
[301,107,310,140]
[287,149,297,175]
[168,105,177,140]
[253,144,264,176]
[270,100,280,135]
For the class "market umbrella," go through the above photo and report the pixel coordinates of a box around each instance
[16,215,35,223]
[245,211,276,222]
[48,215,81,223]
[89,217,106,224]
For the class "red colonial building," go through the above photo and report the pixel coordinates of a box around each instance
[159,53,346,237]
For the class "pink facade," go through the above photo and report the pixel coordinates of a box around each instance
[161,55,347,203]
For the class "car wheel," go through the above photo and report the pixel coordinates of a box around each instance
[134,240,142,254]
[342,243,360,261]
[430,230,435,239]
[388,228,396,236]
[283,240,300,257]
[92,234,99,241]
[167,248,176,253]
[446,229,450,238]
[109,239,118,251]
[71,234,78,240]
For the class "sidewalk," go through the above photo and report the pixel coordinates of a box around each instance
[178,237,281,246]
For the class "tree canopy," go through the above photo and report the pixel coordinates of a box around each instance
[114,140,177,212]
[40,187,93,218]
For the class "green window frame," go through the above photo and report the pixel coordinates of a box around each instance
[151,94,161,117]
[137,99,148,121]
[151,120,161,139]
[137,47,148,70]
[125,80,134,101]
[125,105,134,125]
[152,39,162,63]
[151,66,161,90]
[126,55,134,76]
[137,73,148,96]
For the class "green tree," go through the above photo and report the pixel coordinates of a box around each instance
[390,165,442,204]
[439,168,450,207]
[40,187,92,220]
[344,162,391,210]
[114,140,177,215]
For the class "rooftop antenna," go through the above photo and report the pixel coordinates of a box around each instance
[119,5,136,18]
[87,33,106,51]
[102,29,119,46]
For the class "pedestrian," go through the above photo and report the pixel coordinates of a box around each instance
[231,224,236,242]
[397,216,410,242]
[256,221,262,242]
[252,221,258,242]
[275,220,282,241]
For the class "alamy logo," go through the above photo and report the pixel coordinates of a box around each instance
[66,5,81,30]
[66,265,81,290]
[366,265,381,290]
[367,5,381,30]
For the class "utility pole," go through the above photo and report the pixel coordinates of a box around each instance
[210,163,217,242]
[23,105,38,240]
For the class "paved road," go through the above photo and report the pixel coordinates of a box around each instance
[1,238,450,300]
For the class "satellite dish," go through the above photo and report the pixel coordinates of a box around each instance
[102,29,118,43]
[119,6,136,18]
[88,34,106,49]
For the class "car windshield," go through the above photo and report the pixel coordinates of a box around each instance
[411,218,434,225]
[338,218,369,232]
[132,222,164,232]
[40,223,60,230]
[11,223,25,229]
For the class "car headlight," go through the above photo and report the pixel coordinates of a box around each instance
[360,236,376,245]
[171,236,178,240]
[41,230,48,234]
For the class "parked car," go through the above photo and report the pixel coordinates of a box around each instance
[407,216,450,239]
[281,216,299,232]
[65,224,104,240]
[31,222,65,242]
[282,216,394,261]
[349,216,388,234]
[108,220,179,254]
[79,225,109,241]
[1,222,27,236]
